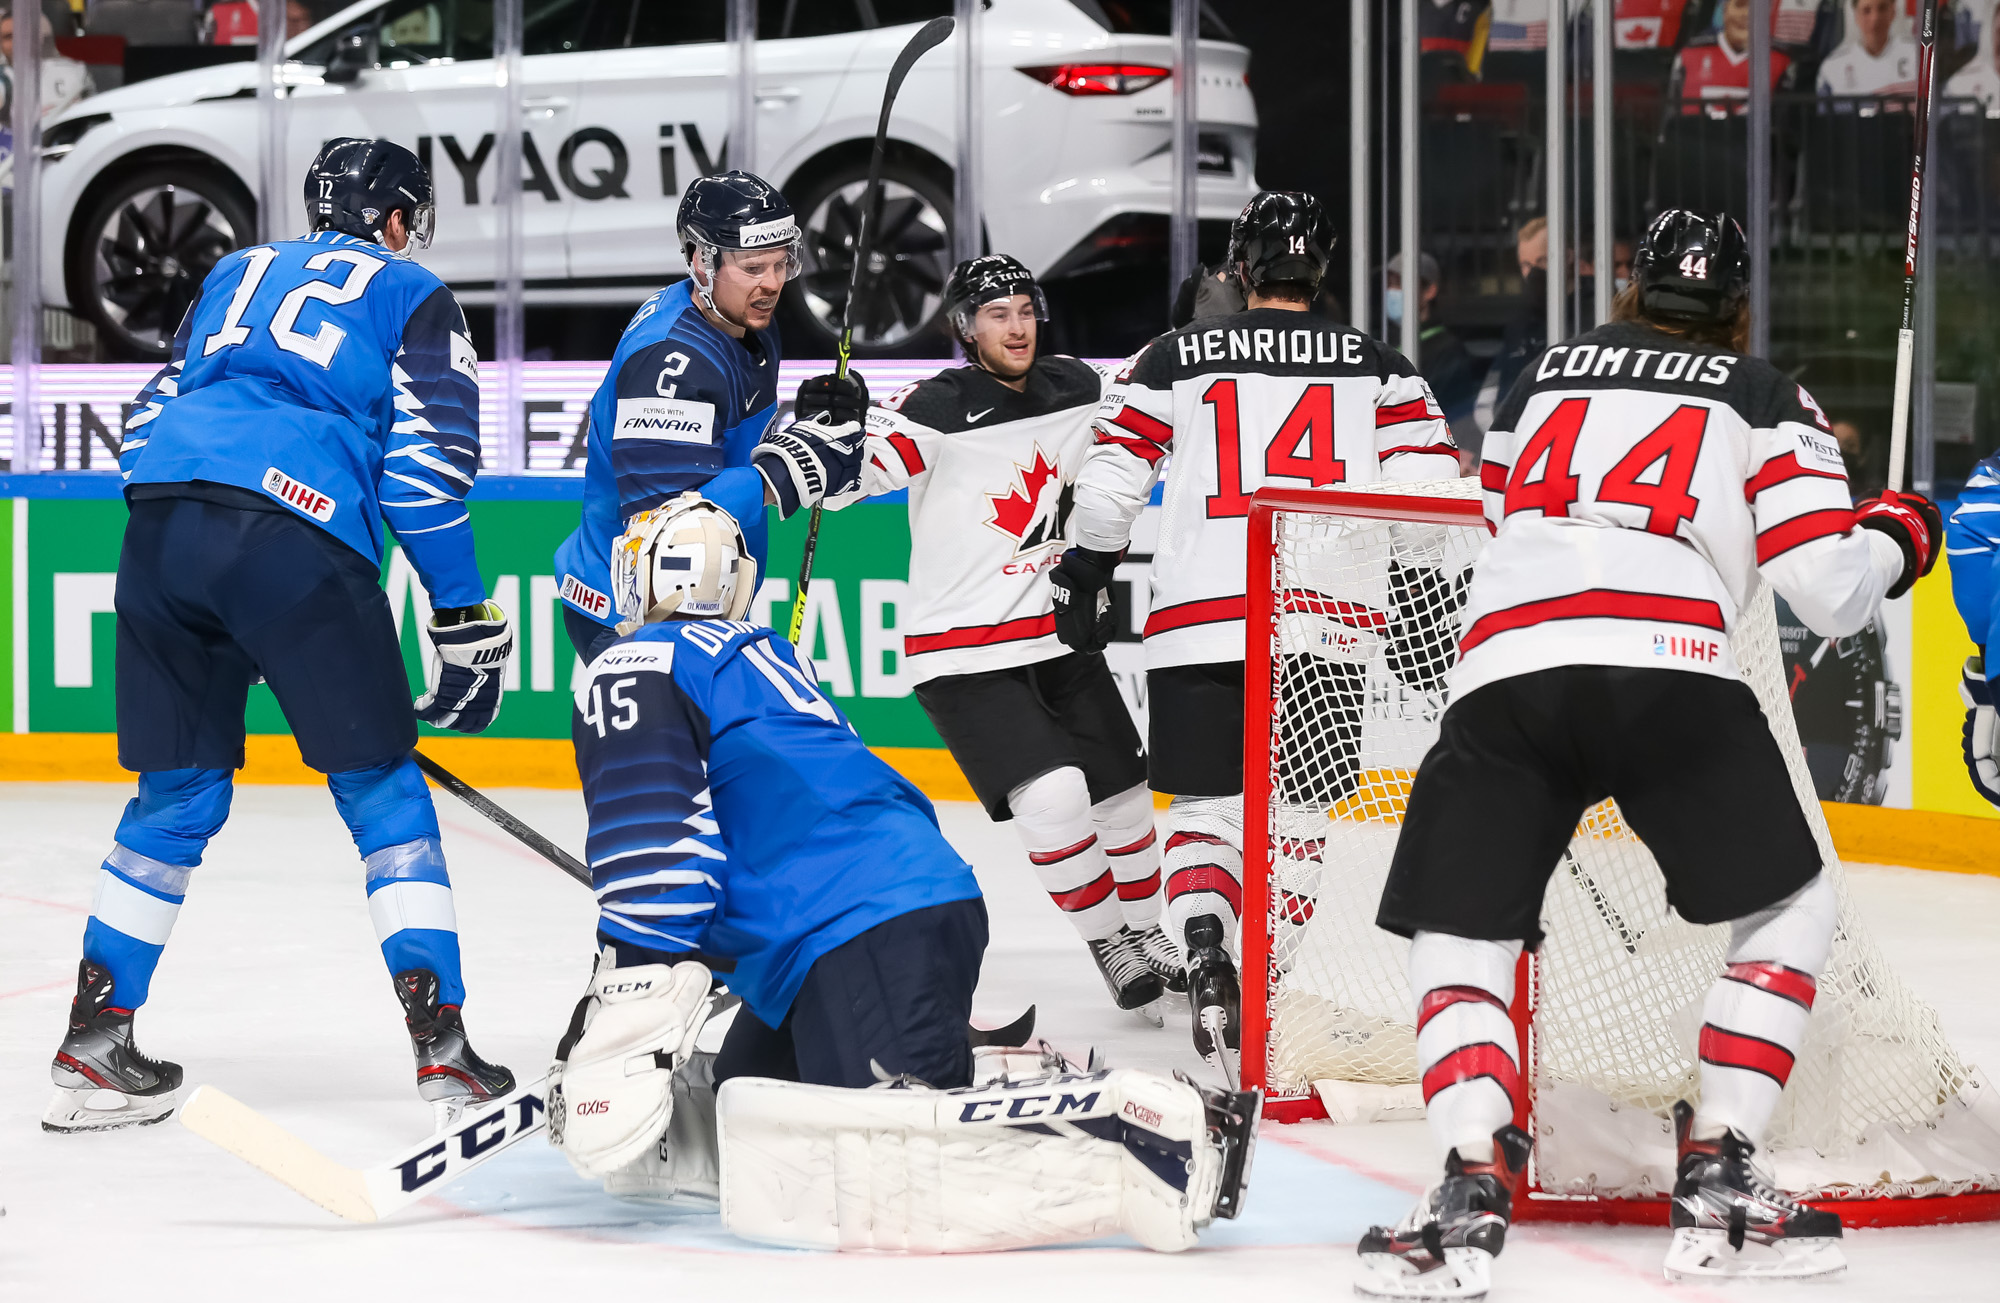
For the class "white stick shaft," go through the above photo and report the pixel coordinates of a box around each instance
[1888,327,1915,493]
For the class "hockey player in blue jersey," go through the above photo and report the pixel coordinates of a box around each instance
[553,171,867,662]
[44,138,517,1133]
[1950,454,2000,809]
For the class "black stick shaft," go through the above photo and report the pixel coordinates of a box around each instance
[1887,0,1940,493]
[413,749,591,888]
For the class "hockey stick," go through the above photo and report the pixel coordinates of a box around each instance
[412,748,591,889]
[786,15,955,645]
[178,1078,550,1224]
[1886,0,1941,493]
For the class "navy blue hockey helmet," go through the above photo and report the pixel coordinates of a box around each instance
[942,254,1048,344]
[1229,191,1335,295]
[678,171,801,269]
[305,137,435,253]
[1633,208,1749,325]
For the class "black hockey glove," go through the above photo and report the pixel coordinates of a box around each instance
[754,418,865,519]
[793,370,870,426]
[416,601,513,734]
[1049,546,1124,654]
[1855,489,1943,599]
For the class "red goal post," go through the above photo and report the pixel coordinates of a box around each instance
[1239,483,2000,1228]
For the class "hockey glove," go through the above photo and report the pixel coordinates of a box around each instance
[793,370,870,426]
[1049,546,1124,654]
[754,418,865,520]
[1962,656,2000,809]
[1855,489,1944,599]
[415,601,512,734]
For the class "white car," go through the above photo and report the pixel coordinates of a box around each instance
[37,0,1256,360]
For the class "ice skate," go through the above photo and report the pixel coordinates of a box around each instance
[1132,921,1189,993]
[1662,1101,1846,1283]
[1354,1125,1532,1301]
[1185,915,1241,1085]
[44,960,182,1133]
[1086,928,1166,1026]
[394,968,516,1129]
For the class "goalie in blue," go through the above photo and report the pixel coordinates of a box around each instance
[562,493,986,1097]
[44,138,517,1135]
[1949,454,2000,809]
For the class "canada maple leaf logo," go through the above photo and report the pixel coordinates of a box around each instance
[986,445,1068,556]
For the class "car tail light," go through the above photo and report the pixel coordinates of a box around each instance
[1018,64,1171,96]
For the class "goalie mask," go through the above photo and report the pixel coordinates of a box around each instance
[611,493,759,631]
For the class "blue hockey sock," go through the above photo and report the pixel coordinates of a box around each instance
[82,768,234,1008]
[328,757,464,1006]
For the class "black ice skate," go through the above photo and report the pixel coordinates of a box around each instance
[1663,1100,1846,1282]
[1184,915,1240,1086]
[1086,928,1166,1026]
[1354,1124,1532,1301]
[44,959,183,1133]
[394,968,516,1129]
[1132,922,1189,993]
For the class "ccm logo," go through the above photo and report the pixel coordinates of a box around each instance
[575,1100,612,1116]
[562,575,610,617]
[264,467,335,522]
[600,980,654,994]
[1122,1100,1164,1128]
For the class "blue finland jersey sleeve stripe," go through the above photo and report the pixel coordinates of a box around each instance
[120,299,199,469]
[381,286,484,608]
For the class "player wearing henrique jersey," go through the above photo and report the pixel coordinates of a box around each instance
[47,140,518,1135]
[1053,191,1459,1083]
[554,172,863,662]
[831,255,1173,1022]
[1357,211,1943,1298]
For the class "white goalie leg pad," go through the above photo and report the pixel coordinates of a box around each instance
[718,1068,1223,1253]
[555,960,712,1179]
[600,998,738,1206]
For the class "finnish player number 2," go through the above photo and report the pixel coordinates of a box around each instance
[1203,379,1344,519]
[1505,396,1710,537]
[201,247,386,368]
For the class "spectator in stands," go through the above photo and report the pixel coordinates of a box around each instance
[1489,217,1548,407]
[1832,418,1886,498]
[1669,0,1801,108]
[1945,0,1999,109]
[0,8,94,122]
[1387,250,1485,446]
[1818,0,1919,95]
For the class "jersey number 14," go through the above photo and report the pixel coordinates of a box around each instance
[1204,379,1344,518]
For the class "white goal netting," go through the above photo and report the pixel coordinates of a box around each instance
[1245,480,2000,1210]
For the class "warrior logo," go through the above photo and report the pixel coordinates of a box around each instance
[986,444,1073,558]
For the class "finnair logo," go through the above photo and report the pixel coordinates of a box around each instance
[263,467,336,522]
[615,397,715,444]
[737,216,799,248]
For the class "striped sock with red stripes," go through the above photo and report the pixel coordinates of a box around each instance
[1094,782,1163,931]
[1410,930,1525,1164]
[1162,794,1243,949]
[1691,873,1837,1144]
[1009,767,1123,941]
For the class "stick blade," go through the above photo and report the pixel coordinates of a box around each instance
[883,16,956,105]
[178,1085,378,1223]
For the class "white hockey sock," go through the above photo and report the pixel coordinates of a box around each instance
[1093,782,1162,931]
[1409,930,1524,1164]
[1163,794,1243,950]
[1009,767,1122,942]
[1693,872,1838,1145]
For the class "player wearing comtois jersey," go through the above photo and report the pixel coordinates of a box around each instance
[1051,192,1459,1082]
[1356,210,1944,1298]
[830,255,1173,1020]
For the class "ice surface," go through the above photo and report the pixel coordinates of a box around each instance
[2,782,1995,1299]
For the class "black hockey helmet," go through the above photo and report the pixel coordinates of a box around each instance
[305,137,434,252]
[1229,191,1335,295]
[1632,208,1749,325]
[942,254,1048,343]
[677,171,801,267]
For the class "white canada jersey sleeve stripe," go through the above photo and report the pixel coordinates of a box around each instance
[1072,309,1456,669]
[1454,321,1903,701]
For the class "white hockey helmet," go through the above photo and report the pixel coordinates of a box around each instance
[611,492,760,631]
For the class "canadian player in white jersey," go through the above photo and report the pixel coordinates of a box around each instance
[1817,0,1920,95]
[831,254,1176,1020]
[1355,210,1944,1299]
[1050,192,1459,1080]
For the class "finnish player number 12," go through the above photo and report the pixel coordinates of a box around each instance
[202,247,386,368]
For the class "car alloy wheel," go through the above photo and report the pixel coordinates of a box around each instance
[88,182,244,357]
[796,177,951,350]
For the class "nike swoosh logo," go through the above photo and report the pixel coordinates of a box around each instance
[745,396,757,412]
[967,408,994,423]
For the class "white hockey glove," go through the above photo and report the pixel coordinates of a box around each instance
[414,601,512,733]
[1962,656,2000,808]
[753,418,865,520]
[549,960,713,1180]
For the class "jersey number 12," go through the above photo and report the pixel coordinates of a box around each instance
[201,247,384,367]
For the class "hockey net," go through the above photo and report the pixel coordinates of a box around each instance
[1241,481,2000,1226]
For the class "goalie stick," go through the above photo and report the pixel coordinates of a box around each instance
[787,14,954,644]
[1886,0,1940,493]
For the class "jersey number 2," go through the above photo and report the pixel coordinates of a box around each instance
[1204,379,1344,518]
[1504,397,1708,537]
[201,248,385,368]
